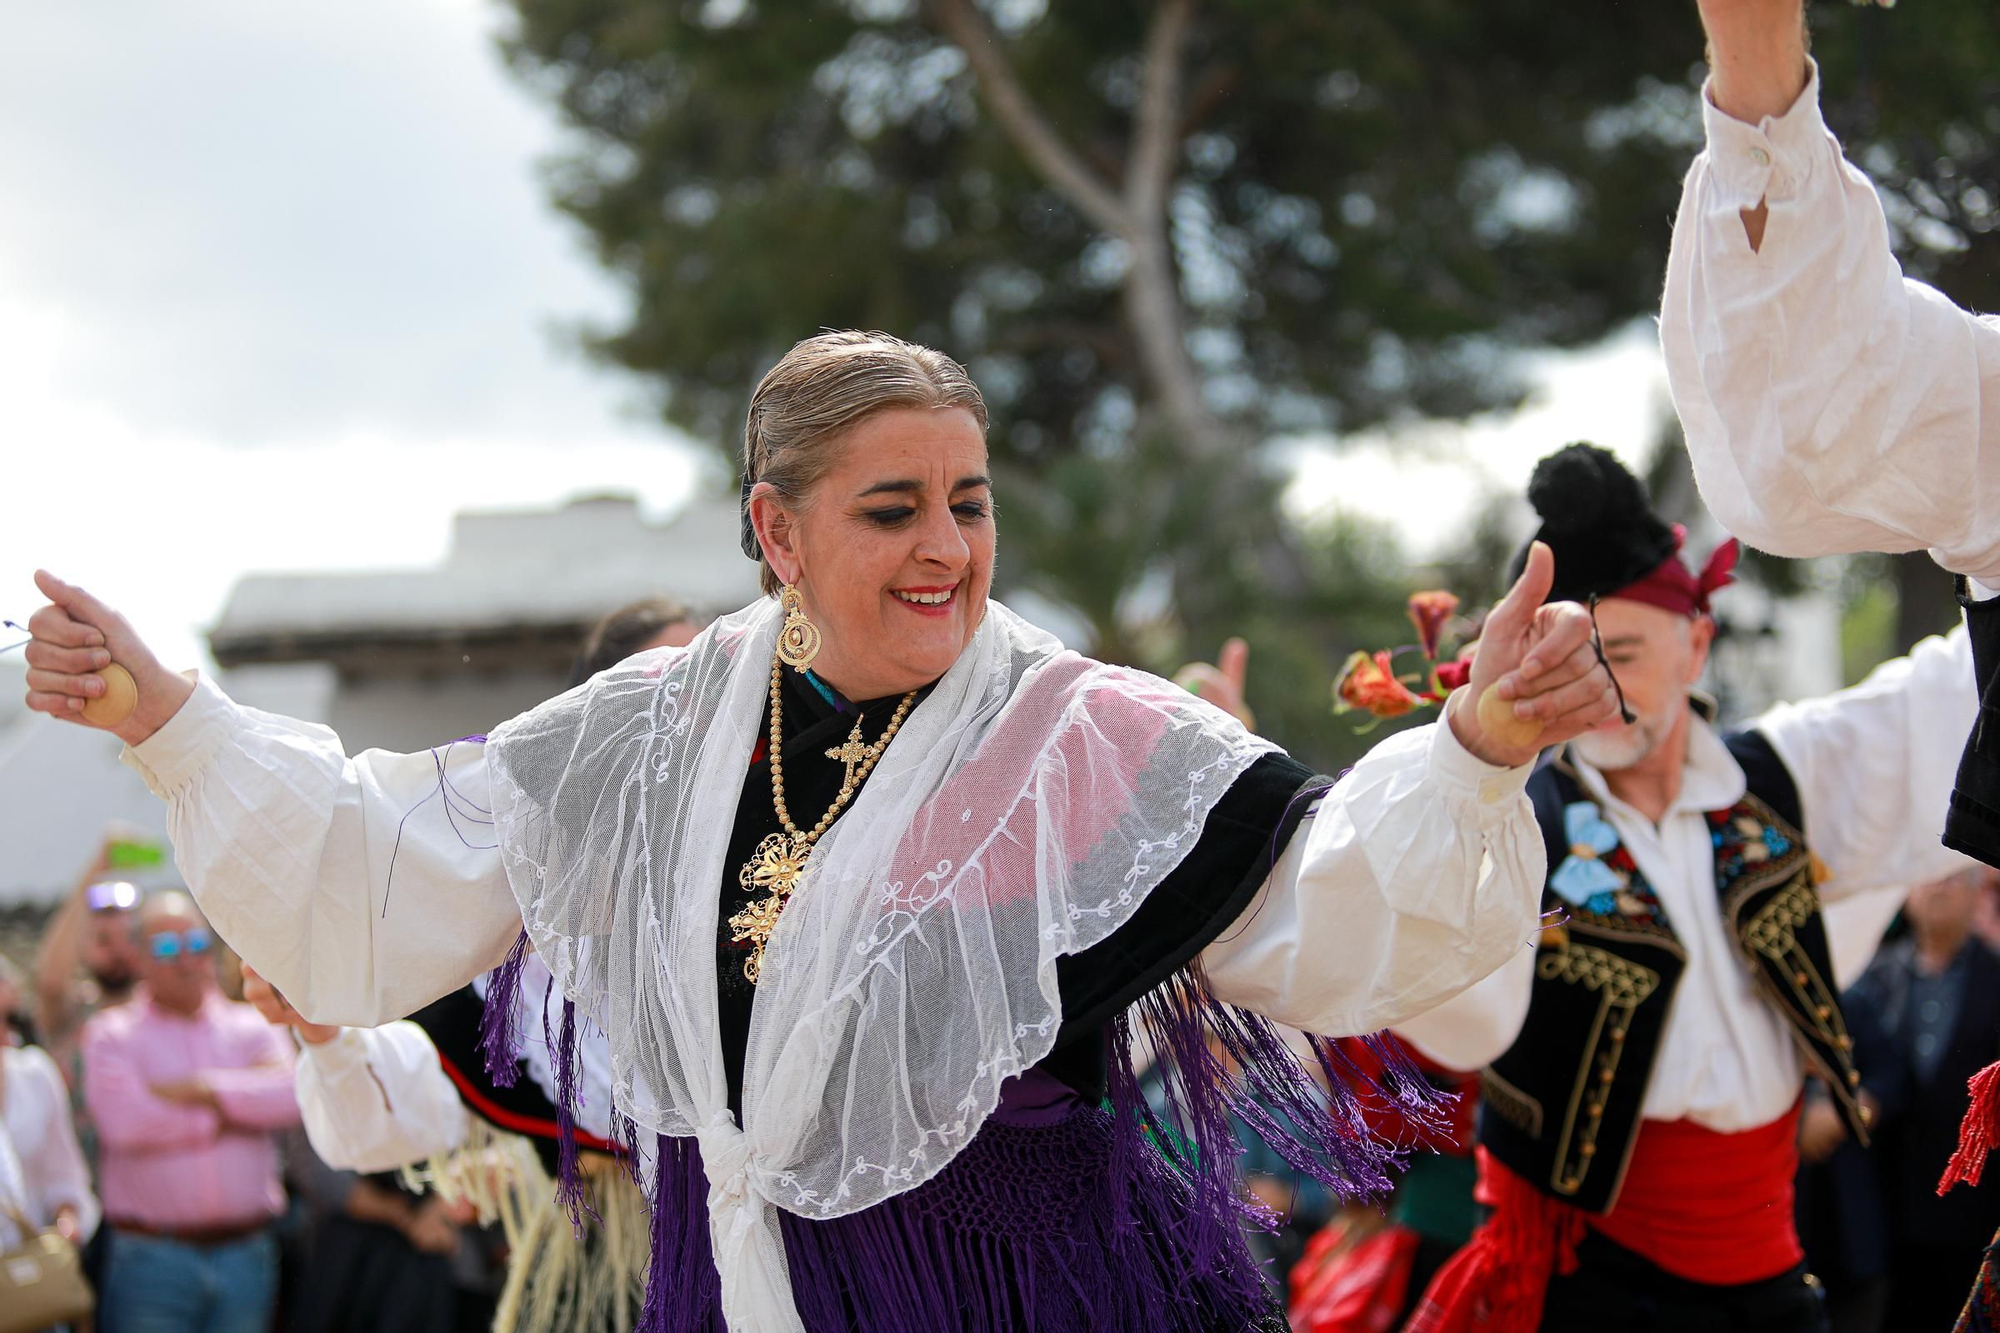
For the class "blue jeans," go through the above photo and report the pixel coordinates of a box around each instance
[100,1229,278,1333]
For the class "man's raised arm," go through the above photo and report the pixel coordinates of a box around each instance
[1661,0,2000,586]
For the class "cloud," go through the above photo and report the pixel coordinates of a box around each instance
[1285,321,1672,560]
[0,0,644,445]
[0,0,706,671]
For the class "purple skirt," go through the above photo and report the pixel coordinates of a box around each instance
[637,1071,1281,1333]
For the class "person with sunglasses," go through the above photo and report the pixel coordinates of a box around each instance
[32,840,146,1095]
[80,891,300,1333]
[1395,444,1977,1333]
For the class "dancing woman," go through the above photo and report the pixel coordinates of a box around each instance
[22,330,1619,1333]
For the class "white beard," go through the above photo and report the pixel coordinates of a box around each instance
[1571,717,1663,773]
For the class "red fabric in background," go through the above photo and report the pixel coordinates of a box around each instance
[1287,1219,1420,1333]
[1331,1036,1478,1153]
[1587,1100,1803,1285]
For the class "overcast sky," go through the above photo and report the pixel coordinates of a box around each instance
[0,0,1665,677]
[0,0,705,672]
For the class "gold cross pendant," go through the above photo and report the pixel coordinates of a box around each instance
[824,716,872,789]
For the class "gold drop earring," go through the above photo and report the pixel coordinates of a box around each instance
[776,584,822,672]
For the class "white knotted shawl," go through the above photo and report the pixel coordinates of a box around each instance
[485,597,1275,1332]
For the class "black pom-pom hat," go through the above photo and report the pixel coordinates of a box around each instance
[1511,443,1737,616]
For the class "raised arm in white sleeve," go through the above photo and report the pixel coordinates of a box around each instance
[1754,626,1978,899]
[119,675,522,1026]
[296,1023,470,1175]
[1200,716,1546,1038]
[1661,65,2000,586]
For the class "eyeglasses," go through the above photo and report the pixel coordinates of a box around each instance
[147,928,214,961]
[85,880,142,914]
[1587,595,1638,727]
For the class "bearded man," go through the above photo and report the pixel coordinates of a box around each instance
[1400,444,1976,1333]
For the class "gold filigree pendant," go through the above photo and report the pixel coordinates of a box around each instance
[730,831,812,982]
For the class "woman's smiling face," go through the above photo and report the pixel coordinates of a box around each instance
[750,405,995,700]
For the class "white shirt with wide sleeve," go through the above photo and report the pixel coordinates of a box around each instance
[295,1023,469,1175]
[1397,628,1976,1131]
[296,955,622,1175]
[1661,64,2000,589]
[121,676,1543,1041]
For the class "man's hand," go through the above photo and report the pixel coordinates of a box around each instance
[242,965,340,1046]
[1697,0,1810,125]
[1798,1096,1849,1163]
[1175,637,1255,731]
[150,1075,218,1109]
[1449,542,1622,769]
[401,1197,465,1256]
[24,571,192,747]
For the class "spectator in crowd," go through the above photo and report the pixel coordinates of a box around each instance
[286,1145,493,1333]
[567,594,700,685]
[82,891,300,1333]
[34,840,144,1083]
[30,841,148,1300]
[1795,1071,1890,1333]
[0,993,99,1255]
[0,953,36,1047]
[1826,866,2000,1329]
[245,970,498,1333]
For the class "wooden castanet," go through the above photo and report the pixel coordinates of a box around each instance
[1475,680,1545,751]
[79,663,138,728]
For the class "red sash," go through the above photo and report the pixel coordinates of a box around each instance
[1589,1102,1802,1284]
[1405,1102,1802,1333]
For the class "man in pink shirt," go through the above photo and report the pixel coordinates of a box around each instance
[82,890,300,1333]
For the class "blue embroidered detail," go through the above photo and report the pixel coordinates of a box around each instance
[1551,802,1623,905]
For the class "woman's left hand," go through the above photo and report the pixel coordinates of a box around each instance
[1175,638,1255,731]
[1449,541,1622,768]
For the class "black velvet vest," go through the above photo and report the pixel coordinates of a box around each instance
[1479,730,1870,1215]
[1945,577,2000,869]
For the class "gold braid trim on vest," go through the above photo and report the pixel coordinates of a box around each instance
[1535,941,1660,1197]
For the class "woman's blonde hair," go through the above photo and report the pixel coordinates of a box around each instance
[741,330,988,595]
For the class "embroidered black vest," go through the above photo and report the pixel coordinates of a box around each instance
[1946,577,2000,869]
[1479,730,1870,1215]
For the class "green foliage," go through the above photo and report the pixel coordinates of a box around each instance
[499,0,2000,766]
[503,0,1722,453]
[1840,558,1899,687]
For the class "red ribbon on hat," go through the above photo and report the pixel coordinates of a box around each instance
[1611,525,1739,617]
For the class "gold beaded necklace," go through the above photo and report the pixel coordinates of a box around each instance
[727,653,917,983]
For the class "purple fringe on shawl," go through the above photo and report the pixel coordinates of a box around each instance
[478,932,595,1229]
[477,931,533,1089]
[543,987,594,1230]
[1123,966,1453,1241]
[636,1135,725,1333]
[590,965,1447,1333]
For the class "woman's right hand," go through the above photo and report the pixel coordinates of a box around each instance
[23,570,193,747]
[242,965,341,1046]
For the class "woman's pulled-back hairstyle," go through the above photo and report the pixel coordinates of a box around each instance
[740,330,988,595]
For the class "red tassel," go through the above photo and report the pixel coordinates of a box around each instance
[1696,538,1741,608]
[1404,1150,1587,1333]
[1940,1061,2000,1195]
